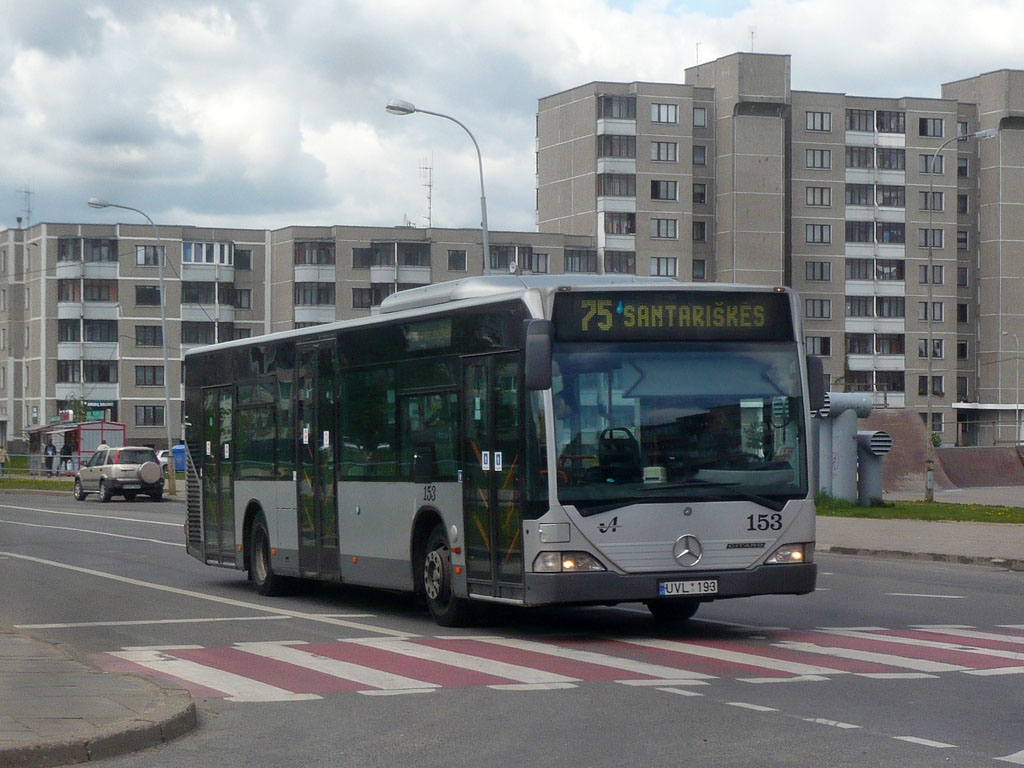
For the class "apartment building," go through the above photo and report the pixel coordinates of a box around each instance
[0,223,593,449]
[537,52,1024,446]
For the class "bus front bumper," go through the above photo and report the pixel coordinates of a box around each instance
[522,562,817,607]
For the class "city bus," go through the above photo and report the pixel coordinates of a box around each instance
[184,275,824,625]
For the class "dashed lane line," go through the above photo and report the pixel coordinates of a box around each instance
[893,736,957,749]
[997,748,1024,764]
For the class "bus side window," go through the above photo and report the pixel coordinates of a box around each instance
[401,391,457,482]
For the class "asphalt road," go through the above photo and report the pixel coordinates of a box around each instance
[1,491,1022,768]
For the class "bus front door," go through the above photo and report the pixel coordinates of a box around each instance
[296,341,340,580]
[462,353,524,601]
[201,387,235,565]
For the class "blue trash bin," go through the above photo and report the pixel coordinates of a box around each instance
[171,444,186,471]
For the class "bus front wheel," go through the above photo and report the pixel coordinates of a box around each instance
[250,517,285,596]
[423,524,469,627]
[645,598,701,623]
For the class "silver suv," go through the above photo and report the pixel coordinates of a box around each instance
[73,447,165,502]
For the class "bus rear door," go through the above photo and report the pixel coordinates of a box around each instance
[201,386,235,565]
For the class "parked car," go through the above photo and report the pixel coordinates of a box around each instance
[74,446,165,502]
[157,449,170,473]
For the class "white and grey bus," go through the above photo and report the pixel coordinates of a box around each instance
[184,275,823,625]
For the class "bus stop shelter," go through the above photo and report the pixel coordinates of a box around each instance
[27,420,126,476]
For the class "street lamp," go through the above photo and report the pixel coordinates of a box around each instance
[1002,331,1020,444]
[925,128,998,442]
[87,197,176,495]
[386,99,490,271]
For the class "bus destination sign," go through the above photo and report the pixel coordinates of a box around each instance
[553,291,794,342]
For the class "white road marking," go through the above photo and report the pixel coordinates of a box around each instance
[996,748,1024,765]
[358,689,436,696]
[16,616,292,629]
[727,702,778,712]
[803,718,860,729]
[624,638,848,676]
[913,625,1024,645]
[0,503,182,527]
[111,648,321,702]
[617,679,709,687]
[658,687,703,697]
[464,636,714,680]
[0,551,412,637]
[0,519,182,546]
[886,592,964,599]
[893,736,956,749]
[487,683,578,691]
[121,645,203,651]
[855,673,937,680]
[1000,625,1024,630]
[774,641,968,673]
[346,638,578,685]
[963,667,1024,677]
[817,628,1024,662]
[234,641,440,690]
[739,674,829,684]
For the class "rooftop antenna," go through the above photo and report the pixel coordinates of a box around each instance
[17,183,33,228]
[749,26,756,52]
[695,41,701,65]
[420,155,433,228]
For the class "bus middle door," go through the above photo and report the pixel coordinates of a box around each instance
[201,386,235,565]
[462,352,524,602]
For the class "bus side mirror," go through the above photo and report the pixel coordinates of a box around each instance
[524,320,554,391]
[806,355,825,413]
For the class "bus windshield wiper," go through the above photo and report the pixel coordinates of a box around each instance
[638,479,786,511]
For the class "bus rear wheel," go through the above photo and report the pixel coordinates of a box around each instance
[645,598,701,624]
[423,524,469,627]
[250,517,285,596]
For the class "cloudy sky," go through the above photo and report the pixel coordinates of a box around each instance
[2,0,1022,233]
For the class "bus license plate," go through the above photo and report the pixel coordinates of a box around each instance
[659,579,718,596]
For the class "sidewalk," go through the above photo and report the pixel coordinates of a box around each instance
[0,627,196,768]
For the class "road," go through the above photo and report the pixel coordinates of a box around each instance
[2,491,1023,767]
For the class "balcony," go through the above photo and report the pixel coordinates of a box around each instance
[82,302,119,320]
[294,306,336,325]
[597,157,637,175]
[55,261,82,279]
[596,196,636,214]
[844,317,905,334]
[83,262,119,280]
[596,118,636,136]
[397,265,430,284]
[182,262,234,282]
[845,280,905,297]
[847,353,905,372]
[294,264,336,283]
[57,302,83,319]
[57,341,118,360]
[181,304,234,322]
[600,233,636,251]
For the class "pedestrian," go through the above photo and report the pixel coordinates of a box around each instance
[0,445,8,477]
[43,439,57,477]
[96,439,109,451]
[59,440,73,474]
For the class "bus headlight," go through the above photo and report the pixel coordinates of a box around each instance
[766,544,806,564]
[533,551,606,573]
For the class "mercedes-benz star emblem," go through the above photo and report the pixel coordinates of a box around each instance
[673,534,703,567]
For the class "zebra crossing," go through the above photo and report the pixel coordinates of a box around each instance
[93,624,1024,703]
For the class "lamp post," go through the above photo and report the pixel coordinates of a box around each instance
[1003,331,1020,444]
[925,128,997,442]
[386,99,490,271]
[87,198,176,495]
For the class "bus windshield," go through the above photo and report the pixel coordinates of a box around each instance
[551,341,807,512]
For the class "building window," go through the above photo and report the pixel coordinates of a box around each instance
[83,320,117,342]
[489,245,514,271]
[876,297,905,318]
[597,134,636,158]
[352,288,372,309]
[136,326,163,346]
[957,303,968,323]
[651,180,678,201]
[877,185,905,208]
[846,296,872,317]
[957,376,969,401]
[876,222,905,244]
[957,230,969,250]
[446,249,466,271]
[850,222,883,247]
[917,376,944,397]
[650,141,677,162]
[294,282,336,306]
[604,212,636,235]
[876,334,904,354]
[564,248,598,273]
[806,261,831,281]
[693,106,707,127]
[692,259,706,281]
[692,145,707,166]
[958,194,969,214]
[135,366,165,386]
[805,336,831,356]
[806,186,831,206]
[650,103,678,124]
[876,371,906,393]
[57,361,81,383]
[919,154,944,174]
[845,258,872,280]
[84,360,118,383]
[919,191,944,211]
[957,267,969,287]
[806,111,832,132]
[917,264,943,284]
[182,322,216,345]
[294,242,335,265]
[919,117,944,138]
[58,319,80,342]
[692,221,708,242]
[806,149,831,169]
[846,334,872,354]
[877,148,905,170]
[876,260,904,281]
[958,121,969,138]
[845,109,873,132]
[845,147,873,169]
[136,405,165,427]
[521,251,548,274]
[918,301,944,321]
[135,245,165,266]
[136,285,161,306]
[958,157,969,177]
[83,280,117,302]
[57,238,83,261]
[957,340,968,359]
[805,224,831,244]
[183,241,233,265]
[876,111,905,133]
[650,218,677,239]
[597,174,636,197]
[233,289,252,309]
[918,228,944,248]
[234,328,252,340]
[604,251,636,274]
[805,299,831,319]
[598,95,636,120]
[651,257,677,277]
[181,282,215,304]
[693,183,707,204]
[235,249,252,270]
[845,183,872,205]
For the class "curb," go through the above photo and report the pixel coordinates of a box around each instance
[822,546,1024,572]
